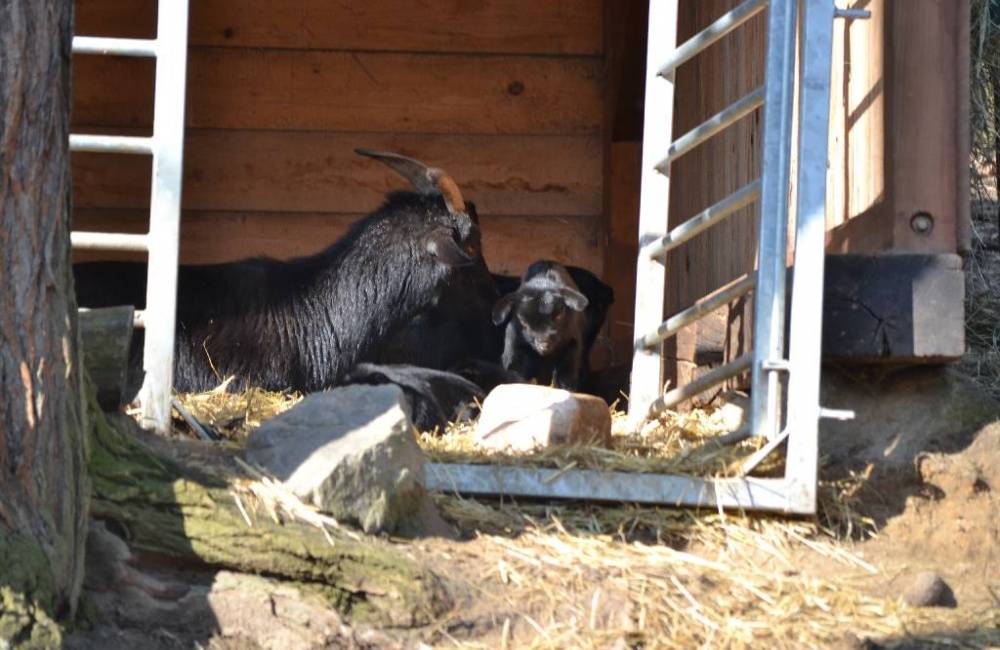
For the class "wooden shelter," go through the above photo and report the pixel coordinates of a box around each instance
[72,0,969,382]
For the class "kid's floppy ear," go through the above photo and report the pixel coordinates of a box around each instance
[559,287,589,312]
[492,292,519,325]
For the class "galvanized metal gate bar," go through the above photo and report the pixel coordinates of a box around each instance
[71,2,190,433]
[749,0,799,443]
[782,0,836,511]
[428,0,842,515]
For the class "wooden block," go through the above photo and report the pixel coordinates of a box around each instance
[78,306,135,410]
[820,254,964,361]
[72,210,603,277]
[71,48,603,135]
[75,0,603,55]
[71,131,602,218]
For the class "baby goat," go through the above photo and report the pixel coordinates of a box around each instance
[492,261,592,390]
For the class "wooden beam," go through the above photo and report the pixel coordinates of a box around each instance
[72,210,603,277]
[602,0,648,365]
[75,0,604,56]
[71,131,603,218]
[885,0,967,254]
[71,48,603,135]
[604,143,642,364]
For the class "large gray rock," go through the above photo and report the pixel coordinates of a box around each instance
[245,385,449,537]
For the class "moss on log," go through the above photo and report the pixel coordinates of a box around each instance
[0,539,63,649]
[86,404,451,628]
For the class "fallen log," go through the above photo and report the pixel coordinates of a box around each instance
[86,391,452,628]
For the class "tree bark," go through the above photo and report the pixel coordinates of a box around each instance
[0,1,89,646]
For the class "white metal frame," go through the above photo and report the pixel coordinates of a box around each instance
[71,2,190,432]
[427,0,845,514]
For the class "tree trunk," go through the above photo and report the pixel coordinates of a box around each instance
[0,1,89,646]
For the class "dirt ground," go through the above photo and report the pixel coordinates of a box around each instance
[67,206,1000,649]
[67,377,1000,649]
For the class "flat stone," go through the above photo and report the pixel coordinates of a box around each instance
[245,385,451,537]
[473,384,612,452]
[901,571,957,608]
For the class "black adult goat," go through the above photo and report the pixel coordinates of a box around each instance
[74,150,492,396]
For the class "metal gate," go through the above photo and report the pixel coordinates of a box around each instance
[427,0,852,514]
[71,2,190,433]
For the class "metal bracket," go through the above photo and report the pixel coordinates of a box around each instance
[834,8,871,20]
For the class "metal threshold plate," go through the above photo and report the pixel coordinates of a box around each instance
[426,463,811,514]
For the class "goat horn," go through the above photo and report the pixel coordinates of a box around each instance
[355,148,467,215]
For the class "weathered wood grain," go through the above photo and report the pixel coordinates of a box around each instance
[72,209,603,276]
[71,131,602,217]
[78,306,134,410]
[75,0,603,56]
[821,254,964,361]
[72,48,603,135]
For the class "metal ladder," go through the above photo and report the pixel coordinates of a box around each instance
[424,0,851,514]
[627,0,842,508]
[71,2,190,433]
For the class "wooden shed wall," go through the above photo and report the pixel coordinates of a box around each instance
[70,0,606,277]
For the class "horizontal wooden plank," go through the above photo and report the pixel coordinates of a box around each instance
[72,209,603,277]
[71,48,603,135]
[75,0,603,56]
[71,131,602,217]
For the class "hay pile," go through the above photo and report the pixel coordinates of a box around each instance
[420,508,1000,649]
[418,406,780,478]
[172,380,302,441]
[167,386,1000,647]
[169,380,1000,647]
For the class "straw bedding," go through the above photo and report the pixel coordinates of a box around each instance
[170,386,1000,648]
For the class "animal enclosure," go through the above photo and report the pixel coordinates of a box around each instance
[71,0,969,378]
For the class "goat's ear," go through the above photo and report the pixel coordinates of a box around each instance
[560,288,589,312]
[424,229,474,267]
[492,293,518,325]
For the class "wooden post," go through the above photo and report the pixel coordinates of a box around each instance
[602,0,648,367]
[826,0,969,255]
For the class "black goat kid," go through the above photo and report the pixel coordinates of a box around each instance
[74,150,491,395]
[492,261,596,390]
